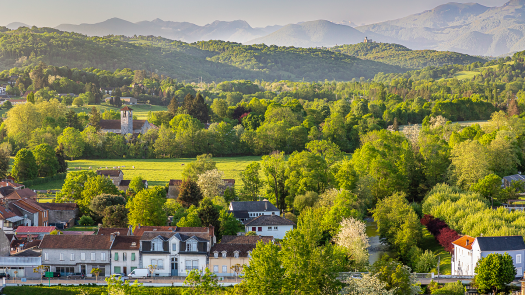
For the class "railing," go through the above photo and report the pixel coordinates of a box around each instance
[0,256,41,266]
[338,272,435,280]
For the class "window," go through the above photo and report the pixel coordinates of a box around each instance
[131,253,135,261]
[518,267,523,276]
[258,227,262,232]
[123,252,127,261]
[186,240,197,252]
[154,241,163,251]
[186,260,199,270]
[60,253,64,261]
[157,259,164,269]
[101,253,106,261]
[114,266,121,274]
[213,265,219,273]
[192,260,198,270]
[114,252,119,261]
[274,227,278,230]
[91,253,96,261]
[518,254,522,264]
[81,253,86,261]
[185,260,192,270]
[251,227,256,232]
[234,251,239,258]
[222,265,227,273]
[268,226,272,231]
[70,254,75,261]
[44,253,48,261]
[222,251,227,258]
[172,243,177,251]
[214,252,218,258]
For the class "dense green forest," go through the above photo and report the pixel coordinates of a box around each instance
[0,27,406,82]
[331,42,486,69]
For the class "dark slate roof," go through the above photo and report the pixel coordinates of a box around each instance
[244,215,296,226]
[229,210,249,219]
[141,231,175,241]
[96,170,122,177]
[230,201,279,212]
[503,174,525,182]
[476,236,525,251]
[0,187,14,197]
[176,233,209,242]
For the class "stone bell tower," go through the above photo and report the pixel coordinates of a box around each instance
[120,106,133,135]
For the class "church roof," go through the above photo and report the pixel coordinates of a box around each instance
[120,106,133,111]
[99,120,148,131]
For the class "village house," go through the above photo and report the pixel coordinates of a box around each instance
[96,170,124,186]
[209,235,274,277]
[40,235,112,277]
[0,206,26,233]
[118,179,148,192]
[229,200,280,222]
[39,203,79,229]
[9,198,49,226]
[99,106,156,135]
[244,213,295,239]
[452,235,525,277]
[110,234,141,275]
[14,226,55,240]
[502,173,525,189]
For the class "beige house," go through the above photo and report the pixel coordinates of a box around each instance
[209,235,273,277]
[96,170,124,186]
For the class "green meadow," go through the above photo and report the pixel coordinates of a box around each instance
[70,104,168,120]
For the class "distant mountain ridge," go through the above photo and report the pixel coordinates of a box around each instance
[55,18,282,43]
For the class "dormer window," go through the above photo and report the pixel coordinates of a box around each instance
[214,252,218,258]
[234,251,239,258]
[222,251,227,258]
[186,240,197,252]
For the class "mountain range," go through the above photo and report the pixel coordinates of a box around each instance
[7,0,525,56]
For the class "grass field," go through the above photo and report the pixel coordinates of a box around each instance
[420,227,451,275]
[69,104,168,120]
[30,156,263,191]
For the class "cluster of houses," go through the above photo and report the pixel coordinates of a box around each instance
[0,199,295,279]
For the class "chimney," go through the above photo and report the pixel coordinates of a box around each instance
[466,239,469,246]
[265,201,267,211]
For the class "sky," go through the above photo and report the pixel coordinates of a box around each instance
[2,0,512,28]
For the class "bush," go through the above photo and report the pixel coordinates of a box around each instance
[416,250,437,273]
[78,215,94,226]
[431,281,466,295]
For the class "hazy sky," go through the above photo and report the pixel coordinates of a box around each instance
[3,0,511,28]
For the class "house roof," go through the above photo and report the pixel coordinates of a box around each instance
[210,243,257,258]
[5,189,37,200]
[503,174,525,182]
[38,203,78,211]
[176,233,210,242]
[99,120,148,131]
[224,179,235,186]
[96,170,122,177]
[120,106,133,111]
[61,231,95,235]
[141,231,176,241]
[0,187,14,197]
[169,180,183,186]
[118,179,147,187]
[476,236,525,251]
[0,181,23,189]
[12,198,46,214]
[40,235,112,250]
[452,235,475,250]
[230,201,279,212]
[111,236,141,250]
[220,235,273,244]
[15,226,55,234]
[132,225,214,239]
[0,206,18,220]
[11,239,41,251]
[98,228,129,236]
[244,215,296,227]
[229,210,249,219]
[11,249,41,257]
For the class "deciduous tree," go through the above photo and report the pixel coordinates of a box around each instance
[474,253,516,294]
[32,143,59,177]
[178,179,203,208]
[58,127,85,160]
[127,186,167,226]
[11,148,38,182]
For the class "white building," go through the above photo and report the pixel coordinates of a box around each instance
[244,213,295,240]
[229,200,280,222]
[110,235,141,275]
[452,235,525,277]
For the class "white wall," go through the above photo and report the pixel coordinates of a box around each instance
[111,250,140,275]
[142,254,170,276]
[179,254,207,276]
[245,224,293,239]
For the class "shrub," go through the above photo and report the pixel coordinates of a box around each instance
[78,215,94,226]
[416,250,437,273]
[431,281,466,295]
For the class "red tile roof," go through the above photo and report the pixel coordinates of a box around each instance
[6,189,37,200]
[0,206,18,220]
[15,226,56,234]
[452,235,475,250]
[111,236,141,250]
[97,228,129,236]
[120,106,133,111]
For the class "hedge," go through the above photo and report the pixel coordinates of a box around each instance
[21,173,67,188]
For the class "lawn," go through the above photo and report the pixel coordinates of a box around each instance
[69,104,167,120]
[30,156,263,191]
[453,70,479,80]
[420,227,451,275]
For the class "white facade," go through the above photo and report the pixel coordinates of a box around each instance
[111,250,140,275]
[245,224,293,240]
[142,253,171,276]
[452,243,475,275]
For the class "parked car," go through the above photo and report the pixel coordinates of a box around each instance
[113,273,129,281]
[42,272,61,278]
[127,268,150,279]
[67,272,85,279]
[0,273,10,279]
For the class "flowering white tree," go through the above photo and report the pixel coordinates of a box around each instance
[334,217,369,269]
[197,169,227,199]
[342,273,396,295]
[402,124,420,151]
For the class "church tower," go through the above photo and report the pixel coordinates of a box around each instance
[120,106,133,135]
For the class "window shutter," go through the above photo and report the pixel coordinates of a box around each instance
[198,242,206,252]
[114,252,118,261]
[131,253,135,261]
[181,242,186,252]
[142,241,151,251]
[163,241,169,252]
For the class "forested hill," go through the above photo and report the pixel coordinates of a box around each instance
[331,42,486,69]
[0,27,406,82]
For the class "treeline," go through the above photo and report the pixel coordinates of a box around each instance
[331,42,485,69]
